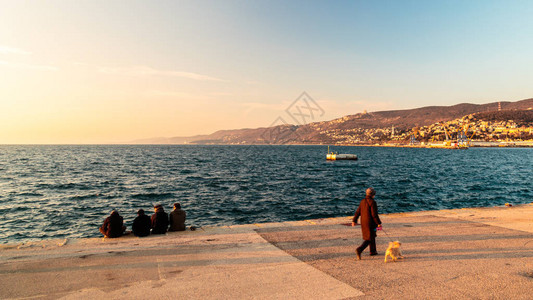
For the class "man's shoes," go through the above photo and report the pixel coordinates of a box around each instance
[369,252,379,256]
[356,249,361,260]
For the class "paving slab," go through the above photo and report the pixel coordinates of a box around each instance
[0,226,362,300]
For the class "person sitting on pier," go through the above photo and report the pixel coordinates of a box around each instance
[169,202,187,231]
[151,204,169,234]
[132,209,151,237]
[99,210,126,238]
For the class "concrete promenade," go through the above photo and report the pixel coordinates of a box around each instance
[1,204,533,299]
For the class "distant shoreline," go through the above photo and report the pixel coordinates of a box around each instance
[1,142,533,147]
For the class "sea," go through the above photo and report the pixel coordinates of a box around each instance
[0,145,532,244]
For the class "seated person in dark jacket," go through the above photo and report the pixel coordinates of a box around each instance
[99,210,126,238]
[151,204,169,234]
[169,202,187,232]
[132,209,151,237]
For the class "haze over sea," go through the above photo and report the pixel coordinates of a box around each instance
[0,145,531,243]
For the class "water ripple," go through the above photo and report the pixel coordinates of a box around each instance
[0,145,532,243]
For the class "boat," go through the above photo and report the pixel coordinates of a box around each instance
[326,146,358,160]
[327,153,358,160]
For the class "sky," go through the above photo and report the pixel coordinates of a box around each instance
[1,0,533,144]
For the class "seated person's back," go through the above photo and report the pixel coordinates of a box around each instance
[151,204,169,234]
[169,202,187,231]
[100,210,125,238]
[132,209,151,237]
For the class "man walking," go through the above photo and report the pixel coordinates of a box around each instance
[352,187,382,260]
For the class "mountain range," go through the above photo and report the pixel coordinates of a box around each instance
[130,98,533,145]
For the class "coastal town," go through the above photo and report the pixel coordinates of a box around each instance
[172,99,533,147]
[315,109,533,147]
[131,99,533,147]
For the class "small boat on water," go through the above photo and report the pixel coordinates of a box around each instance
[326,146,358,160]
[327,153,358,160]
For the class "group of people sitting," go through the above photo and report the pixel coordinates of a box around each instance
[99,203,187,238]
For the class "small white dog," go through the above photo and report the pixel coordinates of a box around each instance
[384,241,404,263]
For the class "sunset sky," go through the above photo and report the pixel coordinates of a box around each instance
[1,0,533,144]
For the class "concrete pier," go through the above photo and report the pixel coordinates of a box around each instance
[1,204,533,299]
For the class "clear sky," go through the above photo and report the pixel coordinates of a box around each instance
[1,0,532,144]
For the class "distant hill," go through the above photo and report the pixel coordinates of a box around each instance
[335,98,533,130]
[472,109,533,124]
[131,98,533,144]
[129,135,209,144]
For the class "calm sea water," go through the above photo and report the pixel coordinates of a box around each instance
[0,145,532,243]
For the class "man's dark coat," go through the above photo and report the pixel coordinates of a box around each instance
[151,209,169,234]
[169,209,186,231]
[100,212,124,238]
[353,196,382,241]
[132,214,151,237]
